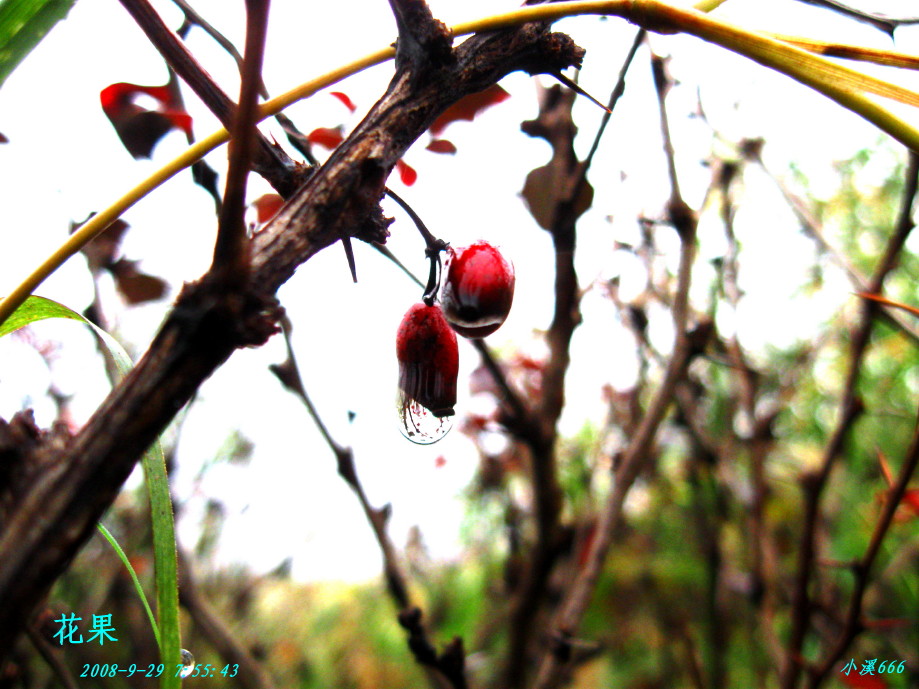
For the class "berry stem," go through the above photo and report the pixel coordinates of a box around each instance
[385,188,447,254]
[421,251,441,306]
[385,187,448,304]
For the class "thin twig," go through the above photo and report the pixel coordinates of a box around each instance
[27,625,80,689]
[177,552,278,689]
[807,413,919,686]
[712,155,783,673]
[791,0,919,36]
[582,28,645,171]
[116,0,306,197]
[531,46,707,687]
[750,149,919,346]
[211,0,269,278]
[271,310,461,689]
[268,315,411,608]
[169,0,320,167]
[781,151,919,689]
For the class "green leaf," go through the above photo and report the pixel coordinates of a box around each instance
[0,295,182,689]
[0,0,77,89]
[96,523,160,647]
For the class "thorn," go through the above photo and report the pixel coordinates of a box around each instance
[342,237,358,283]
[550,71,612,114]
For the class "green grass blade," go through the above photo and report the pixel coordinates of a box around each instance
[0,295,181,689]
[0,0,77,89]
[142,438,182,689]
[96,523,160,648]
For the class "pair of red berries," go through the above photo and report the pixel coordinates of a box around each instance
[397,241,515,444]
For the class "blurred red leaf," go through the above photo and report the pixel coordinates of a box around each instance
[396,159,417,186]
[840,673,886,689]
[100,82,193,159]
[251,193,285,224]
[429,84,510,136]
[876,449,919,520]
[307,126,344,150]
[863,618,913,629]
[0,132,8,144]
[110,259,169,305]
[330,91,357,113]
[128,555,150,578]
[903,489,919,518]
[426,138,457,154]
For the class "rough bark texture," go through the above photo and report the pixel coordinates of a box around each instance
[0,16,584,660]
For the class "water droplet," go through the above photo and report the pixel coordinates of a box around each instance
[398,394,453,445]
[179,649,195,679]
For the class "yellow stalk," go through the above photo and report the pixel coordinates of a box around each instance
[2,0,919,326]
[769,35,919,70]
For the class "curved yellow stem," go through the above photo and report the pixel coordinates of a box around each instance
[2,0,918,326]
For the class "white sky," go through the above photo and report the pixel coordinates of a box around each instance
[1,0,918,581]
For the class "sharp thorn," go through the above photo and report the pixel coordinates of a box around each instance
[342,237,358,283]
[551,71,613,114]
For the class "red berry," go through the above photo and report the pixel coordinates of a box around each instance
[396,302,459,418]
[440,241,515,339]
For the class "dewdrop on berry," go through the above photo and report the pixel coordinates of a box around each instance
[396,302,458,444]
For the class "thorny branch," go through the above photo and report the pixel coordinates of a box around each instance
[791,0,919,36]
[269,315,411,609]
[0,4,584,658]
[270,315,467,689]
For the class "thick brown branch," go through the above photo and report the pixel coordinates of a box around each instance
[0,17,584,660]
[388,0,454,74]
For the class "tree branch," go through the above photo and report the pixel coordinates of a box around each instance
[780,151,919,689]
[807,414,919,687]
[0,12,584,660]
[530,47,711,688]
[211,0,269,280]
[116,0,309,198]
[178,551,279,689]
[791,0,919,36]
